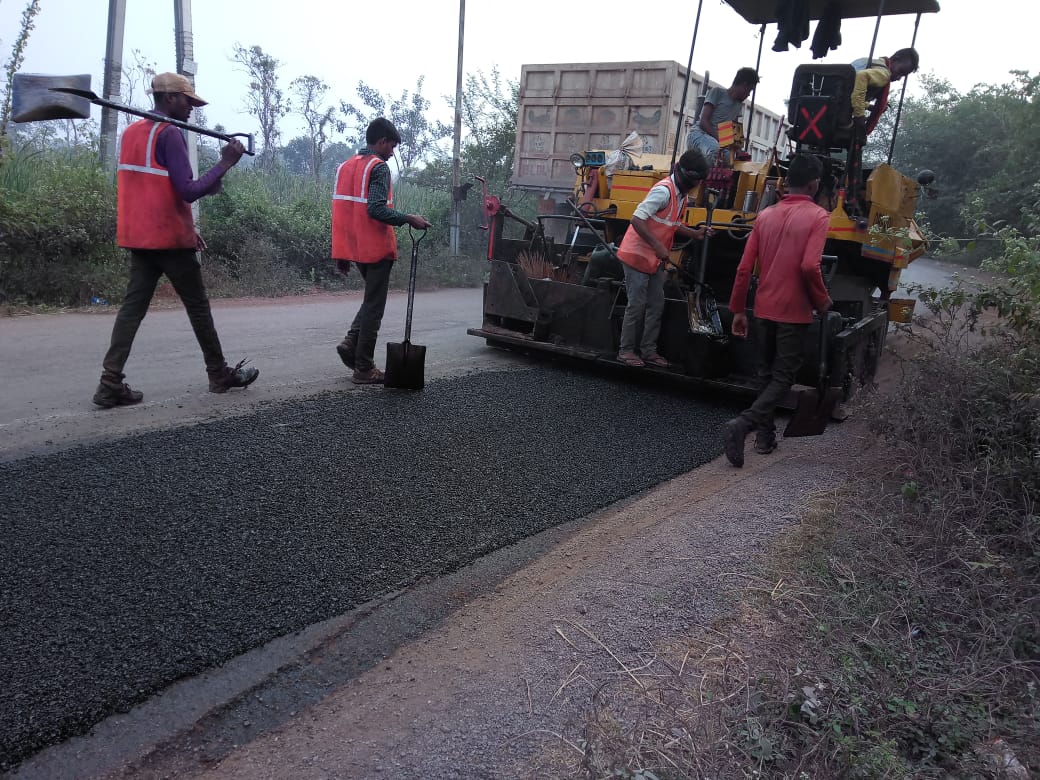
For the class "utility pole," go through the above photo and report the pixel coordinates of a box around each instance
[174,0,200,223]
[449,0,465,256]
[99,0,126,170]
[99,1,199,186]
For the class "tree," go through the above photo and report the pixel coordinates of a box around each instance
[290,75,345,180]
[117,49,157,134]
[281,136,354,178]
[456,67,519,187]
[340,77,450,171]
[230,43,289,167]
[1,0,42,151]
[409,68,520,255]
[885,72,1040,242]
[411,68,519,193]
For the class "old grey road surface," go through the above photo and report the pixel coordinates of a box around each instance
[0,288,504,460]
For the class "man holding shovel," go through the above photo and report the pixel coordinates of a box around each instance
[615,148,711,368]
[332,118,432,385]
[723,153,832,467]
[93,72,258,408]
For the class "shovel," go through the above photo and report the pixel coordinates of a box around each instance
[11,72,255,154]
[385,228,427,390]
[784,311,843,437]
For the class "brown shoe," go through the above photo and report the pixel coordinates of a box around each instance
[723,418,751,467]
[336,338,356,369]
[352,367,385,385]
[754,429,778,454]
[93,381,143,408]
[617,351,645,367]
[209,359,259,393]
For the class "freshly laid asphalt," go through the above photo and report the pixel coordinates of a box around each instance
[0,367,738,770]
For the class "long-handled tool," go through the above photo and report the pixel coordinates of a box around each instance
[785,310,843,437]
[385,228,428,390]
[11,73,255,154]
[689,188,725,336]
[566,195,726,343]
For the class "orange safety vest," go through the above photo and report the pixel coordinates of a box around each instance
[616,177,687,275]
[116,119,197,250]
[331,153,398,263]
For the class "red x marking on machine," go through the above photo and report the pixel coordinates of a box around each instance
[798,105,827,141]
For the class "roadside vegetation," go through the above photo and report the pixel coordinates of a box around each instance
[0,12,522,306]
[538,200,1039,777]
[1,0,1036,305]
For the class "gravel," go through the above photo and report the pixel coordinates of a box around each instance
[0,367,739,770]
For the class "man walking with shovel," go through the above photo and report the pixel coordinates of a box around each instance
[333,118,432,384]
[93,72,258,408]
[723,153,832,467]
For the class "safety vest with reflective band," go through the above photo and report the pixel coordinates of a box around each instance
[116,119,196,250]
[331,153,397,263]
[616,177,687,275]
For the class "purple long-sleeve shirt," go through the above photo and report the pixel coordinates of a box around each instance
[153,120,227,203]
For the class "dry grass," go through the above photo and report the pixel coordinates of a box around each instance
[518,250,570,283]
[530,294,1040,779]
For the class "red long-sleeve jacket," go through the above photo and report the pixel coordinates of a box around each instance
[729,194,832,324]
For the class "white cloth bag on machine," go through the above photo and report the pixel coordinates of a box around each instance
[604,131,645,177]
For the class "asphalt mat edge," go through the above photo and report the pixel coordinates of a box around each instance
[0,367,741,769]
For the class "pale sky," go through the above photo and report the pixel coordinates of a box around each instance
[1,0,1032,147]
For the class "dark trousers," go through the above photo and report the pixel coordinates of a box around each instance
[739,318,808,433]
[102,249,225,381]
[344,258,394,372]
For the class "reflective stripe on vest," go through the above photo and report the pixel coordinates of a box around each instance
[616,178,687,275]
[116,119,196,250]
[331,153,398,263]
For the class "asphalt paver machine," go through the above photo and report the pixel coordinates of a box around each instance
[467,0,940,423]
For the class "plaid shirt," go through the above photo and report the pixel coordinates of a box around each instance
[357,149,409,227]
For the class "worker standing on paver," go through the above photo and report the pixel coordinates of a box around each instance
[723,153,832,466]
[848,47,920,137]
[93,72,259,408]
[332,118,432,385]
[615,148,712,368]
[686,67,759,167]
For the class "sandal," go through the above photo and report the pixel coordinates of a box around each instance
[352,367,385,384]
[643,354,670,368]
[617,351,645,367]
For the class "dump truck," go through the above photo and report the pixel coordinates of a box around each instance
[468,0,938,426]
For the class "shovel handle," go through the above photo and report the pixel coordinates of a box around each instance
[50,87,256,155]
[403,227,426,343]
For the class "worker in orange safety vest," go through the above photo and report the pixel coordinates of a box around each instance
[331,118,432,385]
[615,148,712,369]
[94,72,259,408]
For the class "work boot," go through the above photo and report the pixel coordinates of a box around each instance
[352,367,385,385]
[723,417,751,467]
[209,359,260,393]
[92,380,144,408]
[754,428,778,455]
[336,337,357,369]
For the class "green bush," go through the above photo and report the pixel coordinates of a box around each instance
[0,144,483,306]
[0,145,123,305]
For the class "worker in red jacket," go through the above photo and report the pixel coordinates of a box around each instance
[723,153,833,466]
[332,118,431,384]
[94,72,258,408]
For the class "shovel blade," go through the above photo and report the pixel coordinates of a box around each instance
[384,340,426,390]
[12,73,93,122]
[784,387,842,437]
